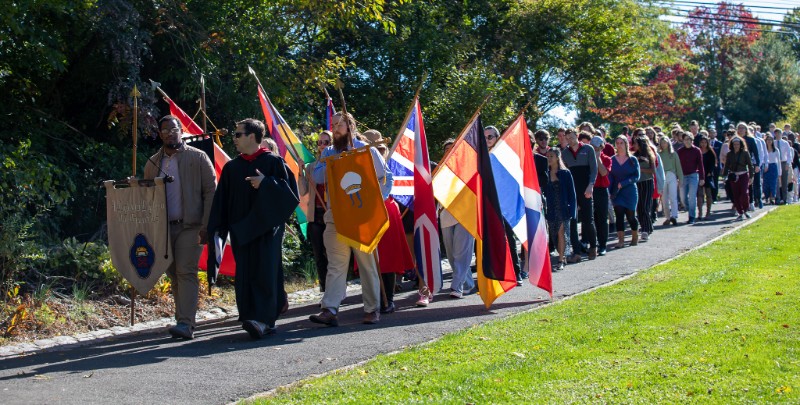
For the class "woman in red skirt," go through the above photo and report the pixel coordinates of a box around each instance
[722,136,755,220]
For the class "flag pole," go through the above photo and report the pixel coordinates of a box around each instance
[334,79,355,149]
[387,72,428,159]
[431,94,492,180]
[490,99,534,152]
[249,66,328,210]
[334,77,389,305]
[129,84,141,327]
[201,74,208,134]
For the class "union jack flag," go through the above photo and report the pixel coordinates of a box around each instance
[388,99,442,293]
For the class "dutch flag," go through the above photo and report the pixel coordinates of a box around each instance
[489,116,552,296]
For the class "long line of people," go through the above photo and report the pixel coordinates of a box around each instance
[296,116,800,326]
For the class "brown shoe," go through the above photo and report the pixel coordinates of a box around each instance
[363,311,380,324]
[631,230,639,246]
[567,254,582,264]
[614,231,625,249]
[588,248,597,260]
[309,309,339,327]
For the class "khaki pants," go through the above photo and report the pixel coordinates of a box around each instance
[321,210,380,314]
[167,224,203,327]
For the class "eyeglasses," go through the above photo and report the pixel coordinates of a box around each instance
[160,128,181,135]
[486,134,497,140]
[317,140,330,146]
[233,132,248,138]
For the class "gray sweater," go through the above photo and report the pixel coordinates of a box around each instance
[561,144,598,190]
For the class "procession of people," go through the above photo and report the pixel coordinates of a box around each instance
[145,104,800,341]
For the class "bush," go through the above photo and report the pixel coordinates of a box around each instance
[0,140,76,287]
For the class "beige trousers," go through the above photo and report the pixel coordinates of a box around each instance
[167,224,204,327]
[321,210,380,313]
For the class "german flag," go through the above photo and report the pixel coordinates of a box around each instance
[432,114,517,308]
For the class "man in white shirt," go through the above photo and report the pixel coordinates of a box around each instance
[752,127,767,209]
[775,129,792,204]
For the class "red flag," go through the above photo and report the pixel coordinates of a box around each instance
[198,143,236,277]
[167,98,204,135]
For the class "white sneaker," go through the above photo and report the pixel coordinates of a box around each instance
[749,203,755,211]
[641,232,649,241]
[735,214,744,221]
[449,291,463,299]
[415,294,430,307]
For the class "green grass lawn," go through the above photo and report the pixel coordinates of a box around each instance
[252,207,800,404]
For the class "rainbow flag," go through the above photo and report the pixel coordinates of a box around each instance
[257,86,314,236]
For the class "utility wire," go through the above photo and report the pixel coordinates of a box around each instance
[666,9,800,26]
[662,20,798,35]
[655,0,798,11]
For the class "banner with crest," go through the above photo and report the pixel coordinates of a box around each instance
[104,178,174,295]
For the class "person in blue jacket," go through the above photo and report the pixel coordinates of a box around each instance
[608,136,641,249]
[544,148,577,271]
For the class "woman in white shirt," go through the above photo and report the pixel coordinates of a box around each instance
[763,135,782,204]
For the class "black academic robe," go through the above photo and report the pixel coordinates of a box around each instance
[206,151,299,327]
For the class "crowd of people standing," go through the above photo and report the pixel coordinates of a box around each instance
[532,120,800,269]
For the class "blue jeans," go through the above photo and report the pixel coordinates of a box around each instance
[442,224,476,293]
[680,173,699,219]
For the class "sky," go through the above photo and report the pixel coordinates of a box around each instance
[546,0,798,127]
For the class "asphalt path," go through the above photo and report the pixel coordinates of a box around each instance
[0,200,772,404]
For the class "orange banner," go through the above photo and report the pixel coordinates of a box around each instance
[326,147,389,253]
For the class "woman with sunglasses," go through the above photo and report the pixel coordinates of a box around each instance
[298,130,332,292]
[722,136,755,220]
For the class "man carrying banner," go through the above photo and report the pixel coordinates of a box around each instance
[310,112,393,326]
[206,119,300,339]
[143,115,216,340]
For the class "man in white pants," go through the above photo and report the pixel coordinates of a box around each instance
[440,139,476,299]
[309,112,393,326]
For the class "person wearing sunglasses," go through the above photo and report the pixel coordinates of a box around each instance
[141,115,217,340]
[206,118,300,339]
[298,130,333,293]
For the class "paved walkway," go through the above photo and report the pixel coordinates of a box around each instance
[0,201,775,404]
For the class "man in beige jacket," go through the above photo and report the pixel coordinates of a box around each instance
[144,115,216,339]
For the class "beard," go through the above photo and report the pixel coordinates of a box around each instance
[332,132,350,151]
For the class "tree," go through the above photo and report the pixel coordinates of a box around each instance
[677,2,761,124]
[726,34,800,127]
[781,95,800,131]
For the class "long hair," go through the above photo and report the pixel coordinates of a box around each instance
[546,148,568,171]
[657,135,674,154]
[696,134,710,152]
[729,135,748,153]
[765,134,776,153]
[331,112,359,150]
[633,136,656,165]
[615,135,632,157]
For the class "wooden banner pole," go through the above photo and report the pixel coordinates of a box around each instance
[129,84,141,327]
